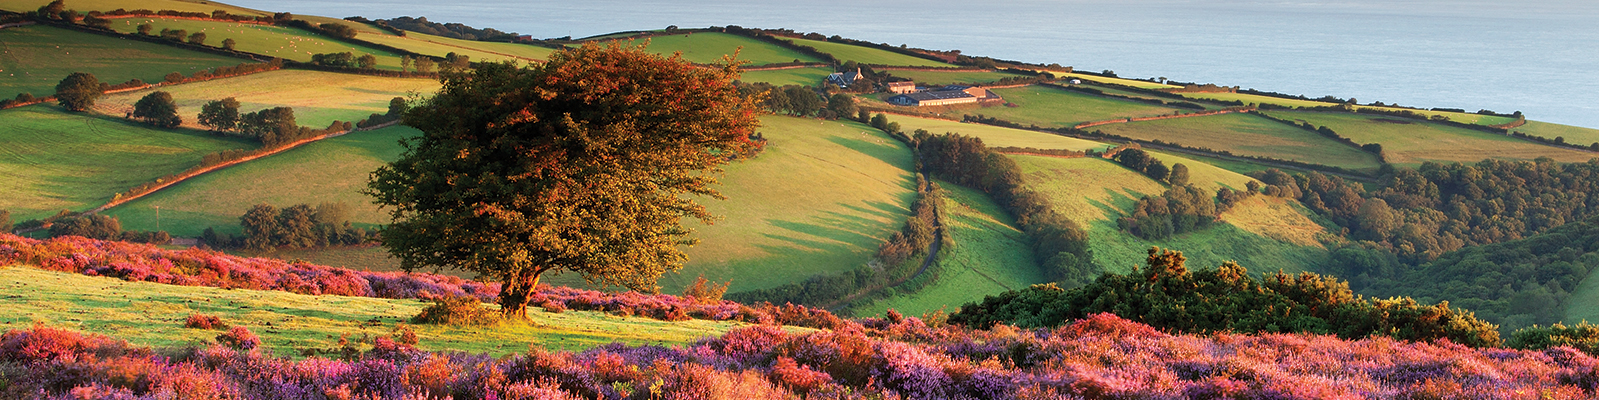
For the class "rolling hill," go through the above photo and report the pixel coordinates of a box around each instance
[91,69,440,129]
[0,24,248,101]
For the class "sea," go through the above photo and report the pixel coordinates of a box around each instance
[227,0,1599,129]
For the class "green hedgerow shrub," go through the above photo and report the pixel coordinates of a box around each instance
[411,295,502,326]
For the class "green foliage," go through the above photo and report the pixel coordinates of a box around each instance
[238,106,300,145]
[46,214,169,244]
[368,43,761,317]
[221,38,235,50]
[357,54,378,70]
[1118,184,1219,240]
[187,31,206,46]
[131,91,181,128]
[1168,163,1190,186]
[53,72,101,112]
[229,202,367,250]
[951,247,1503,347]
[1508,322,1599,356]
[198,98,241,132]
[310,52,355,68]
[1114,148,1168,182]
[412,295,503,326]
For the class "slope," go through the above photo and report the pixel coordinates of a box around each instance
[1091,112,1385,172]
[783,37,952,67]
[0,24,248,100]
[617,32,823,66]
[1263,110,1596,167]
[973,85,1185,128]
[106,17,408,69]
[92,69,440,129]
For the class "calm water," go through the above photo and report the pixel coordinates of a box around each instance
[232,0,1599,128]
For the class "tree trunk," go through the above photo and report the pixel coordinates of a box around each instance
[498,271,542,319]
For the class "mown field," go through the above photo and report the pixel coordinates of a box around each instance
[0,24,248,100]
[0,106,257,220]
[880,69,1024,86]
[1092,112,1386,172]
[92,69,440,129]
[610,32,823,66]
[783,37,953,67]
[0,265,753,358]
[976,85,1184,128]
[737,66,832,87]
[1060,73,1177,89]
[106,17,408,69]
[0,0,265,14]
[355,28,555,64]
[889,114,1110,151]
[1263,110,1597,167]
[853,180,1044,317]
[1178,92,1519,125]
[1515,120,1599,147]
[103,125,416,237]
[1012,155,1327,275]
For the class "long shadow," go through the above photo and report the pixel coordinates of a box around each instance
[823,134,914,171]
[767,218,884,251]
[839,202,897,221]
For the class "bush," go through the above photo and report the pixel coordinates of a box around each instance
[184,314,227,330]
[412,295,502,326]
[215,326,260,350]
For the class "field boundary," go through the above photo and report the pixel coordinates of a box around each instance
[1073,107,1254,130]
[88,120,401,215]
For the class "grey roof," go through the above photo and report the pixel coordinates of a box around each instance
[900,91,975,101]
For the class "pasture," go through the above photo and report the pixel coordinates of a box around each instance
[1092,112,1386,172]
[1566,269,1599,326]
[611,32,823,66]
[355,29,556,64]
[0,265,752,358]
[1515,120,1599,147]
[1012,155,1327,275]
[1179,92,1520,125]
[106,18,408,69]
[1059,73,1177,89]
[783,37,953,67]
[103,125,417,237]
[854,180,1044,317]
[0,0,265,15]
[1263,110,1597,167]
[880,69,1025,86]
[0,25,247,100]
[978,85,1186,128]
[889,114,1111,151]
[93,69,440,129]
[737,66,832,87]
[0,106,257,220]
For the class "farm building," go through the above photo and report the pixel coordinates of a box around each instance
[887,85,1002,106]
[826,68,866,87]
[887,81,917,94]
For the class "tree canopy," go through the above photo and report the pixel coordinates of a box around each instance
[54,72,101,112]
[132,91,181,128]
[367,42,762,317]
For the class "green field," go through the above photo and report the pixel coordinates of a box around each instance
[1013,155,1328,275]
[974,85,1185,128]
[0,25,248,100]
[107,17,408,69]
[1093,112,1385,172]
[597,32,823,66]
[0,265,760,358]
[1059,73,1178,89]
[854,181,1044,317]
[880,69,1024,86]
[0,105,258,220]
[890,115,1110,151]
[1179,92,1519,125]
[103,125,416,236]
[1567,267,1599,325]
[356,29,556,64]
[0,0,266,14]
[1263,110,1597,167]
[783,37,953,67]
[1515,120,1599,147]
[93,69,440,129]
[737,67,832,87]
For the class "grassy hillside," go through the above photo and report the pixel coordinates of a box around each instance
[1567,269,1599,326]
[854,181,1044,317]
[0,105,257,220]
[0,24,247,100]
[881,69,1024,86]
[1012,155,1327,275]
[1264,110,1596,167]
[1179,92,1519,125]
[784,37,953,67]
[737,66,832,87]
[889,115,1110,151]
[610,32,822,66]
[0,265,748,357]
[1093,113,1386,172]
[0,0,265,14]
[356,29,555,63]
[1061,73,1177,89]
[92,69,440,129]
[106,18,408,69]
[1515,120,1599,146]
[976,85,1185,128]
[103,125,416,236]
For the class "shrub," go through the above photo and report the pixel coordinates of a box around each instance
[681,275,730,304]
[183,314,226,330]
[215,326,259,350]
[412,295,502,326]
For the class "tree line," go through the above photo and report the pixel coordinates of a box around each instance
[202,203,371,250]
[912,132,1097,286]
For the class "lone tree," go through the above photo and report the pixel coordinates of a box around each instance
[367,43,761,318]
[198,97,241,132]
[132,91,181,128]
[54,72,101,112]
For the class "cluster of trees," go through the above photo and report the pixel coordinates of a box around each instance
[197,101,343,146]
[913,132,1096,286]
[310,52,379,70]
[734,83,858,120]
[949,247,1503,347]
[376,16,518,41]
[203,203,369,250]
[1118,180,1220,240]
[47,214,170,244]
[398,55,436,74]
[1112,148,1170,182]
